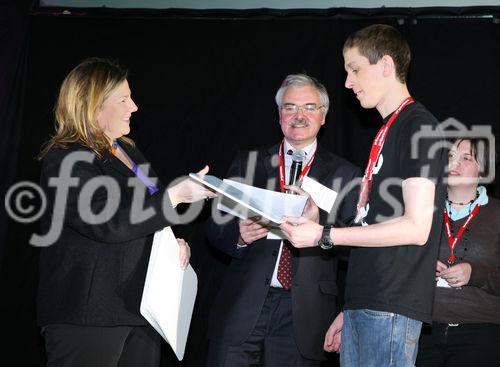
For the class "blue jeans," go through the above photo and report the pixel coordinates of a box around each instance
[341,309,422,367]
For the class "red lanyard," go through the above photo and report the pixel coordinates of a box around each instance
[278,140,316,192]
[443,205,480,264]
[357,97,414,208]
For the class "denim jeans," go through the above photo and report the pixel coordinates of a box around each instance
[341,309,422,367]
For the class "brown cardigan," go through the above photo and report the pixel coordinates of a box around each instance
[432,196,500,325]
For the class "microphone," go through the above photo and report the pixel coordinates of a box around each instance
[286,150,306,194]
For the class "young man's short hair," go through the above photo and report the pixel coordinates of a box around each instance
[344,24,411,83]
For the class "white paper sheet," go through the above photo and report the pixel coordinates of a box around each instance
[436,276,452,288]
[218,179,307,240]
[190,174,307,224]
[140,227,198,361]
[301,176,338,213]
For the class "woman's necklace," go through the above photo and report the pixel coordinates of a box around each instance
[446,190,479,206]
[110,140,119,155]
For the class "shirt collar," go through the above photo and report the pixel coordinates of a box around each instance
[446,185,489,221]
[283,138,317,159]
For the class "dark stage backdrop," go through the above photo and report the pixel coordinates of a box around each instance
[1,6,499,366]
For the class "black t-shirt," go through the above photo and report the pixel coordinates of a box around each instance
[344,101,447,323]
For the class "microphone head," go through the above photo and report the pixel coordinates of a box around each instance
[291,150,306,163]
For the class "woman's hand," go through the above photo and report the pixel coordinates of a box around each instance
[177,238,190,270]
[438,261,472,288]
[167,165,217,207]
[435,260,448,280]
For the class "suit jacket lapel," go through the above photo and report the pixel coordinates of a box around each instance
[103,148,133,178]
[307,144,331,183]
[104,141,161,184]
[263,144,281,192]
[121,143,160,178]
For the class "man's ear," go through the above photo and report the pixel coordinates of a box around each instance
[381,55,396,78]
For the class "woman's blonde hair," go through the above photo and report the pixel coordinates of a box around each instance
[40,57,134,159]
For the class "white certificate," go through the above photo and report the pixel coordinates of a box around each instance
[140,227,198,361]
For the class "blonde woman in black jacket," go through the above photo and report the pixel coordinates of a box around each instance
[37,58,215,367]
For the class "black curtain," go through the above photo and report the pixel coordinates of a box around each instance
[0,1,32,263]
[2,5,500,366]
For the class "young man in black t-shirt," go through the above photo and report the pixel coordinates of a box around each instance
[280,24,447,366]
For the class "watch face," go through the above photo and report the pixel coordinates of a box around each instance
[320,241,333,250]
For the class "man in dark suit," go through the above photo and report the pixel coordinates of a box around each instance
[205,74,360,366]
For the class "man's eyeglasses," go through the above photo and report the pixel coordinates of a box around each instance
[281,103,325,115]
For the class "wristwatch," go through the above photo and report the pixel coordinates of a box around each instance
[318,225,334,250]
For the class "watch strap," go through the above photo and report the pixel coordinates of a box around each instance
[318,225,334,250]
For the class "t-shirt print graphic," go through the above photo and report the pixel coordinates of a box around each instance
[355,153,384,226]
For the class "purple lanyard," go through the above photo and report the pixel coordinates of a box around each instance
[132,164,159,195]
[113,141,159,195]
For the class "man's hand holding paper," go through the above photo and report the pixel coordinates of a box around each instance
[283,184,320,223]
[238,216,269,246]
